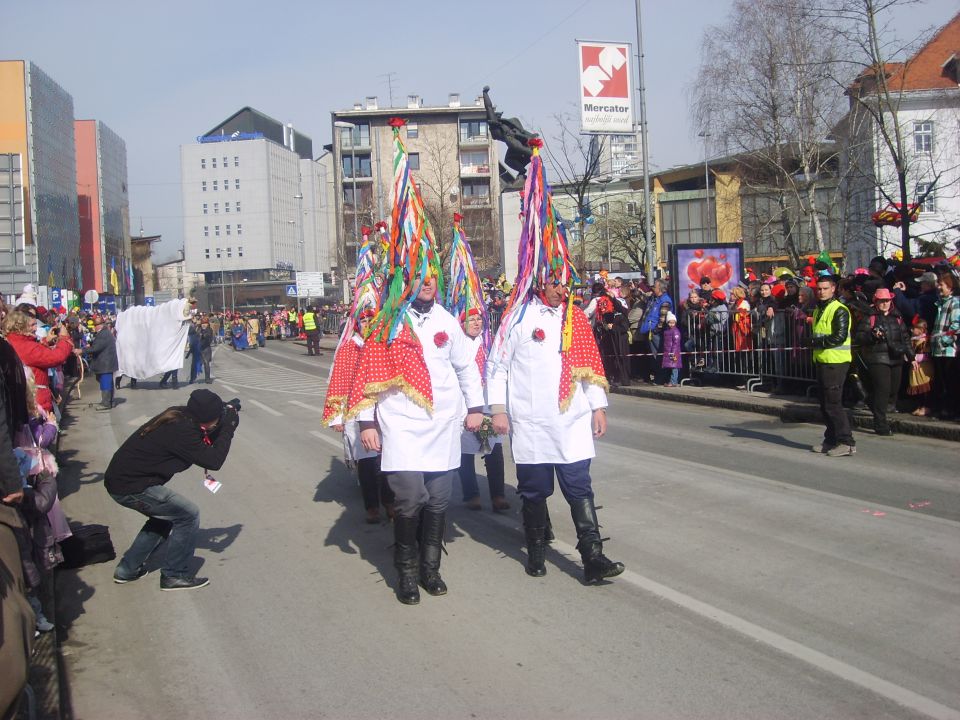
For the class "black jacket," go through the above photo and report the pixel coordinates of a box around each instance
[853,310,911,366]
[810,299,851,350]
[104,407,239,496]
[87,328,118,375]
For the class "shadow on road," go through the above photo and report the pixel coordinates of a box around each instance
[710,424,811,450]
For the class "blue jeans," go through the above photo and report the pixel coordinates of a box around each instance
[515,460,593,503]
[458,443,506,501]
[109,484,200,579]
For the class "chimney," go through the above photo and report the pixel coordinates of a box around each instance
[474,95,483,107]
[286,123,295,153]
[365,96,378,110]
[407,94,422,109]
[353,102,362,111]
[448,93,460,108]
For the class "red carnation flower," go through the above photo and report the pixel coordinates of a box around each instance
[532,328,545,342]
[361,226,372,236]
[527,137,544,148]
[388,117,406,128]
[453,212,464,223]
[434,331,449,348]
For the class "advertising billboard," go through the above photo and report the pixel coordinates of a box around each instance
[669,243,745,307]
[577,41,634,134]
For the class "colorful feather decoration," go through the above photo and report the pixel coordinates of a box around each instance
[446,212,490,349]
[335,224,383,352]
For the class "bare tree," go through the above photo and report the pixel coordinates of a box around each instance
[587,200,652,271]
[824,0,958,261]
[416,126,462,268]
[542,112,606,268]
[690,0,849,266]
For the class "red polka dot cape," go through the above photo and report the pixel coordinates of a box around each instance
[559,306,609,412]
[345,321,433,418]
[322,337,362,424]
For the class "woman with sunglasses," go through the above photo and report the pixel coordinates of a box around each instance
[853,288,911,436]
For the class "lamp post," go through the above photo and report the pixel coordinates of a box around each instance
[334,120,359,302]
[595,176,614,269]
[698,130,712,242]
[288,217,303,312]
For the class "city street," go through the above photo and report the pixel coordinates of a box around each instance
[56,339,960,720]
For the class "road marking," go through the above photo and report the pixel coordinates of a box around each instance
[310,430,342,450]
[244,397,282,417]
[289,400,320,412]
[127,415,151,427]
[217,382,239,394]
[475,509,960,720]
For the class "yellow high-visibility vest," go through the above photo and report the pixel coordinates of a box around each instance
[812,299,851,364]
[302,312,317,331]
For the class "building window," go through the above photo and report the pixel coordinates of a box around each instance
[914,121,933,154]
[238,246,243,257]
[224,178,229,191]
[409,152,420,170]
[234,156,239,167]
[202,181,207,192]
[215,225,220,236]
[237,224,242,235]
[460,149,488,172]
[407,122,418,139]
[203,226,209,237]
[213,202,219,213]
[339,122,370,148]
[204,249,210,259]
[225,202,230,213]
[916,182,936,213]
[227,247,232,258]
[213,180,218,191]
[201,158,206,169]
[342,154,372,178]
[235,178,240,190]
[223,157,228,167]
[235,201,241,213]
[216,247,221,259]
[226,224,231,235]
[202,203,208,214]
[212,158,217,169]
[461,179,490,205]
[460,120,488,142]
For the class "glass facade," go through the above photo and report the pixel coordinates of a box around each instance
[740,185,843,257]
[26,63,80,287]
[98,121,130,287]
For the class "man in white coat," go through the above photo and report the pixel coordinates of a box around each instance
[489,279,625,583]
[358,275,484,604]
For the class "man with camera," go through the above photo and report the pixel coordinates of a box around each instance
[105,389,240,591]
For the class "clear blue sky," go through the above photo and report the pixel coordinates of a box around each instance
[5,0,955,262]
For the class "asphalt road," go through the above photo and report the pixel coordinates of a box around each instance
[55,338,960,720]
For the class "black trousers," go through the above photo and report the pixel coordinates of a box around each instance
[932,356,958,416]
[866,362,902,433]
[357,456,394,511]
[817,361,854,446]
[306,330,321,355]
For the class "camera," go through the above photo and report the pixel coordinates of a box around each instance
[226,398,241,412]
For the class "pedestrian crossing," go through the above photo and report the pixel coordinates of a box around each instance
[211,348,328,396]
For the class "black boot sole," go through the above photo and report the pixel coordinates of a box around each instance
[584,563,625,584]
[525,566,546,577]
[397,593,421,605]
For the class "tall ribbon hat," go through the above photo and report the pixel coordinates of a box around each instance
[446,212,490,349]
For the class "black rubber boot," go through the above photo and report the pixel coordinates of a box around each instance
[393,515,420,605]
[569,497,624,584]
[544,505,555,544]
[418,509,448,596]
[97,390,112,411]
[521,498,548,577]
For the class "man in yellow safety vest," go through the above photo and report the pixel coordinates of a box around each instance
[810,273,855,457]
[302,306,322,356]
[286,307,298,339]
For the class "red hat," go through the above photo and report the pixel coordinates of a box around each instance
[873,288,893,301]
[35,306,48,315]
[711,289,726,301]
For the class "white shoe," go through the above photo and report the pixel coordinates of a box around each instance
[826,444,856,457]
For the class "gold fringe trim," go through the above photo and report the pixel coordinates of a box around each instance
[322,395,346,421]
[344,375,434,419]
[559,367,610,414]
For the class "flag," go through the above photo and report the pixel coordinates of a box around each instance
[128,257,135,293]
[46,258,55,287]
[110,257,120,295]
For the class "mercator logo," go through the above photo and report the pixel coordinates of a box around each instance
[581,45,629,98]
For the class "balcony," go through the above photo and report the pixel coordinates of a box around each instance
[462,195,492,208]
[460,164,491,176]
[459,134,489,147]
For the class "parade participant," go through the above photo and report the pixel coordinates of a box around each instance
[302,306,322,356]
[105,389,240,590]
[810,272,855,456]
[446,214,509,512]
[87,315,119,410]
[488,137,623,584]
[349,118,483,605]
[322,227,394,524]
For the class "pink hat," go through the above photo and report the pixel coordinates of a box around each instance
[873,288,893,301]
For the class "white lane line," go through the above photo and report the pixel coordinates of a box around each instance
[216,382,239,394]
[477,509,960,720]
[289,400,320,412]
[127,415,152,427]
[309,430,342,450]
[244,397,282,417]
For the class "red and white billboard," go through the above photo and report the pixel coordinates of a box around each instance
[577,40,634,134]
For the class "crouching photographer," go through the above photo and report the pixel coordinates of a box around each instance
[104,389,240,591]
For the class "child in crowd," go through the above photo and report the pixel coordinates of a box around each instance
[661,312,683,387]
[908,318,934,416]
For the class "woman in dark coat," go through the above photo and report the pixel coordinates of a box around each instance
[87,317,119,411]
[853,288,910,436]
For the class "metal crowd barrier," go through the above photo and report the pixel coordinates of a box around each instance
[679,308,816,391]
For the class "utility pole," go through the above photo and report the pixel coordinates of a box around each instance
[635,0,655,283]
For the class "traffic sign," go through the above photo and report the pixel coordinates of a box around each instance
[285,284,298,297]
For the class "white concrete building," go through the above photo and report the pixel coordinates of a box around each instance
[843,13,960,267]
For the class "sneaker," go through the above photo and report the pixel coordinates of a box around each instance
[35,613,54,633]
[113,567,147,584]
[826,444,856,457]
[160,575,210,591]
[811,443,836,454]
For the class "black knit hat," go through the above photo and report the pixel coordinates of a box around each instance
[187,389,223,423]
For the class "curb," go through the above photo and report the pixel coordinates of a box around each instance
[611,384,960,443]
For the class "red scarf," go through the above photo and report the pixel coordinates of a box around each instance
[322,337,362,423]
[559,307,608,412]
[346,323,433,417]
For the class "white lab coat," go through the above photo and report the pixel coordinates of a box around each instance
[358,303,483,472]
[487,298,607,465]
[460,334,503,455]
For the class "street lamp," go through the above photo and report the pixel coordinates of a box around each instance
[288,217,303,312]
[334,120,359,301]
[698,130,712,242]
[594,176,614,269]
